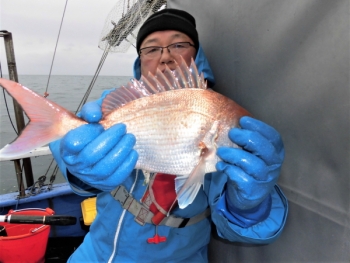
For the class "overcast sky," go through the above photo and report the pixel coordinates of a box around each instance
[0,0,137,76]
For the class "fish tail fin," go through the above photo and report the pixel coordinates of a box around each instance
[0,78,84,159]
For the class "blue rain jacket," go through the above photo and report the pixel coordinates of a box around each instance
[49,46,288,262]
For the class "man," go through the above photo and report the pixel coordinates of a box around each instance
[50,9,288,262]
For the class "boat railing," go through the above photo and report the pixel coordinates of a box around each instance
[0,147,52,162]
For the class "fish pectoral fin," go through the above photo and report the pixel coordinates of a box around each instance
[172,122,220,210]
[198,121,220,174]
[174,122,220,210]
[175,157,207,209]
[202,120,219,148]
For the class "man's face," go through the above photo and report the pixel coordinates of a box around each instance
[139,30,197,77]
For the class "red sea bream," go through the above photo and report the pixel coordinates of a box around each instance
[0,58,251,208]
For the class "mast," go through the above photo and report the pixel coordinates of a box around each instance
[0,30,34,197]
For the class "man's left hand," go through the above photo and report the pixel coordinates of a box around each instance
[216,116,285,211]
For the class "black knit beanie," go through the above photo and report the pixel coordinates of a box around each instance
[136,9,199,53]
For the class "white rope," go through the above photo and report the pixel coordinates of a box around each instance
[108,170,140,263]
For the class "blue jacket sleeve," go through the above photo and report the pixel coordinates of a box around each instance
[207,171,288,244]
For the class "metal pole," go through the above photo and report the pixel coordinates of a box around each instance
[1,30,34,196]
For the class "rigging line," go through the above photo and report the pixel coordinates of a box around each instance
[75,46,110,114]
[43,158,55,177]
[77,47,109,110]
[2,90,18,135]
[44,0,69,98]
[0,62,18,134]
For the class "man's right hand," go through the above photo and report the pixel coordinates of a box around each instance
[60,101,138,192]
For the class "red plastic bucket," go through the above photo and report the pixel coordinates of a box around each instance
[0,208,54,263]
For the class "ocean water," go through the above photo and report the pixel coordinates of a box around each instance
[0,75,131,195]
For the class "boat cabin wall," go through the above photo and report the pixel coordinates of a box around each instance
[169,0,349,262]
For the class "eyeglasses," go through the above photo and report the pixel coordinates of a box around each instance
[139,42,195,58]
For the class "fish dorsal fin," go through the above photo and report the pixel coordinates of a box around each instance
[102,57,207,115]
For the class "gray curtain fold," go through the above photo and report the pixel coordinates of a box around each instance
[169,0,350,262]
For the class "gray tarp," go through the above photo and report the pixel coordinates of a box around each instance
[169,1,349,262]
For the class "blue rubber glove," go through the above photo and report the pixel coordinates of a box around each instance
[216,116,284,225]
[60,101,139,192]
